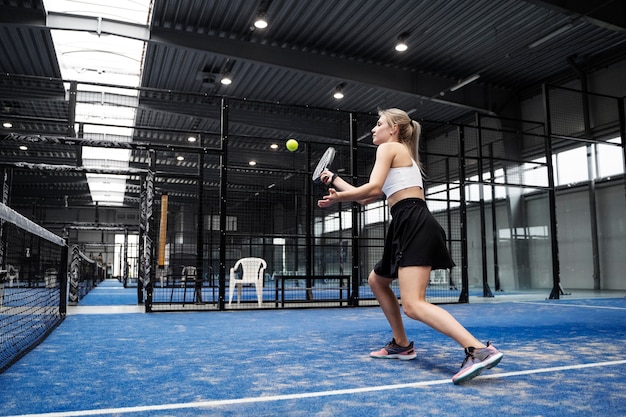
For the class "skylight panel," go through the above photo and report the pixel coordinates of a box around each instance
[44,0,152,25]
[52,30,144,87]
[43,0,151,206]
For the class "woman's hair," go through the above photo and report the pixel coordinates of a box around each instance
[378,108,423,172]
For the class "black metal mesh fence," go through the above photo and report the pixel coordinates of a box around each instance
[11,77,624,313]
[144,98,467,310]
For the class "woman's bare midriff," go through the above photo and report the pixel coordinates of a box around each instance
[386,186,425,208]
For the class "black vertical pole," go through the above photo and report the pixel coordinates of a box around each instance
[349,113,360,306]
[68,245,79,305]
[138,150,155,311]
[59,244,68,316]
[145,151,156,311]
[489,144,501,291]
[619,98,626,202]
[302,133,311,297]
[123,229,128,287]
[569,58,601,290]
[218,98,229,311]
[543,84,562,300]
[0,170,9,309]
[305,144,313,300]
[475,114,493,297]
[67,81,77,138]
[196,150,204,303]
[445,158,457,290]
[458,126,469,303]
[138,180,145,303]
[0,169,10,268]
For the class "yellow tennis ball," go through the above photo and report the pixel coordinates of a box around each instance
[286,138,299,152]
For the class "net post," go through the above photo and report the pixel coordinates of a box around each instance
[68,245,79,305]
[59,244,68,316]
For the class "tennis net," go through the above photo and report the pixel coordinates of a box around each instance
[0,202,67,373]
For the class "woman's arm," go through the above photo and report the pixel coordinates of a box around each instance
[318,144,395,207]
[320,172,376,205]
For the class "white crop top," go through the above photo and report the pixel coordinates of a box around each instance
[382,160,423,197]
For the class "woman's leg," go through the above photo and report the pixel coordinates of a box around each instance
[398,265,485,349]
[368,270,410,346]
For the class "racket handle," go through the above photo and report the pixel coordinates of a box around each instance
[330,173,338,186]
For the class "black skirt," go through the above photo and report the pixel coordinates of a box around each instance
[374,198,455,279]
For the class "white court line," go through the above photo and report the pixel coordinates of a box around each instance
[4,359,626,417]
[516,301,626,310]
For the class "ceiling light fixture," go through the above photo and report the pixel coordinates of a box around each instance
[254,14,268,29]
[270,143,279,150]
[249,160,257,166]
[395,35,408,52]
[333,83,345,100]
[19,145,28,151]
[176,155,184,161]
[528,23,573,49]
[220,74,232,85]
[3,122,12,128]
[187,136,197,142]
[449,74,480,92]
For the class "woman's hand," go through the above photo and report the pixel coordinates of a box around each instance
[320,169,335,186]
[317,188,339,208]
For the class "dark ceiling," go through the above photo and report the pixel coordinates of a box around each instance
[1,0,625,208]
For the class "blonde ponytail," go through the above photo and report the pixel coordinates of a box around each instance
[378,108,423,173]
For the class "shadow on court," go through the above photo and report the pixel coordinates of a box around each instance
[0,284,625,417]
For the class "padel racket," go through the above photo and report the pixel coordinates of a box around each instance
[312,147,336,184]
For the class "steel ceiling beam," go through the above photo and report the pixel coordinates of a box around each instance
[5,10,508,116]
[149,26,506,114]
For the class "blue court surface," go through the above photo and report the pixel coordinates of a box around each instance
[0,280,625,417]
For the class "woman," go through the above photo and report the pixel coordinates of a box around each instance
[317,108,502,384]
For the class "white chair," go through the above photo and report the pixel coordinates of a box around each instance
[7,264,19,287]
[229,257,266,306]
[181,266,197,286]
[181,266,198,305]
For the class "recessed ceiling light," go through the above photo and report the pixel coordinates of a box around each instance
[177,155,184,161]
[395,33,409,52]
[395,41,408,52]
[270,143,279,149]
[254,15,268,29]
[333,83,345,99]
[19,145,28,151]
[187,136,197,142]
[249,160,257,166]
[3,122,12,128]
